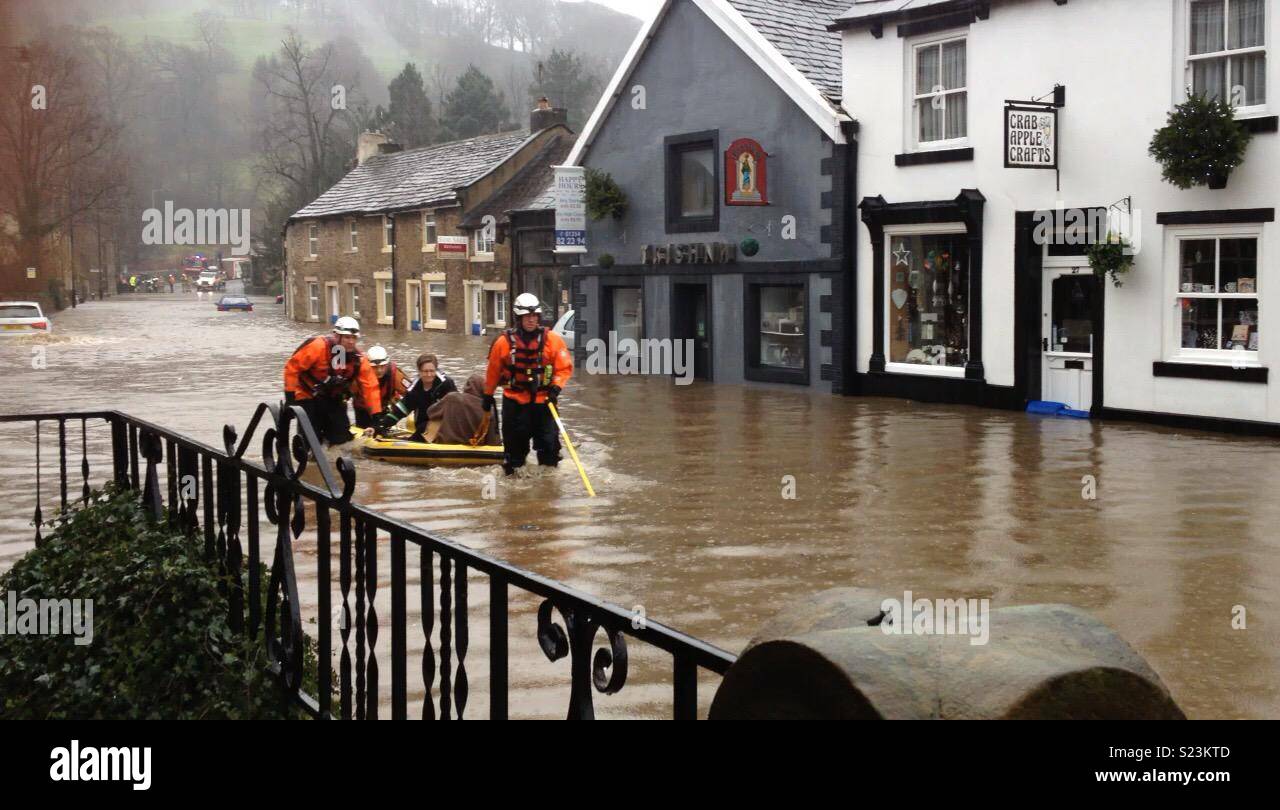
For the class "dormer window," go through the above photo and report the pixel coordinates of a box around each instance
[1188,0,1266,111]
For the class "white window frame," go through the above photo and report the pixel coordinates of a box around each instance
[307,281,320,321]
[882,222,970,378]
[426,278,448,330]
[348,218,358,251]
[382,215,394,253]
[308,223,319,258]
[1184,0,1268,116]
[1164,223,1262,365]
[373,270,394,326]
[906,31,970,152]
[473,228,495,259]
[423,212,437,252]
[346,281,361,318]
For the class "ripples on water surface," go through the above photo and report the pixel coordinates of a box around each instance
[1,294,1277,718]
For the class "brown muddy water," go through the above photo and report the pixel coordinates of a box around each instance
[1,292,1277,718]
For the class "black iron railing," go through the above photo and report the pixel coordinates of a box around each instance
[0,406,736,719]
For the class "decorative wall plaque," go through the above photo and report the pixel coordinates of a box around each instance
[725,138,768,206]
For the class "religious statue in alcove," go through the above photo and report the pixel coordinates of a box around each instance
[725,138,768,205]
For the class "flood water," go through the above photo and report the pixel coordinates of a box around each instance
[1,292,1278,719]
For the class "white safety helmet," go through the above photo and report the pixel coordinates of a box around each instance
[333,316,361,336]
[512,292,542,316]
[366,345,389,366]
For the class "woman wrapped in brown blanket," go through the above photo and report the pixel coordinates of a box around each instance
[427,373,501,446]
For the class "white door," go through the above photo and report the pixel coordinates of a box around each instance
[1042,267,1095,412]
[327,283,340,323]
[466,282,482,334]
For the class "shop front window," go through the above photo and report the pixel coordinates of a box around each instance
[1177,236,1259,354]
[757,286,806,371]
[886,232,970,368]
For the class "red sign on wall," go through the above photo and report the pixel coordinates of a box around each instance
[437,235,468,254]
[725,138,768,206]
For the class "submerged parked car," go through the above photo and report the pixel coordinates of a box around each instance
[216,296,253,312]
[0,302,51,335]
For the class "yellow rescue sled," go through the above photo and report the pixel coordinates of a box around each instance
[349,426,504,466]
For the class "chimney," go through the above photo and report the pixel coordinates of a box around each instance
[530,96,568,132]
[357,131,389,165]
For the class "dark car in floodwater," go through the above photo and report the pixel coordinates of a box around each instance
[216,296,253,312]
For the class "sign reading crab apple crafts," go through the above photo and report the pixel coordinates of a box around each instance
[1004,103,1058,169]
[725,138,768,205]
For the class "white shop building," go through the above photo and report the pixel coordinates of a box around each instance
[836,0,1278,432]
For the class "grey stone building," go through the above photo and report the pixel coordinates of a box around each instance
[566,0,856,389]
[284,103,571,337]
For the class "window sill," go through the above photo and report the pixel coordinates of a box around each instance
[884,361,967,378]
[381,246,393,254]
[426,322,448,331]
[666,218,718,235]
[895,147,975,167]
[423,246,436,253]
[744,365,809,385]
[1239,115,1278,134]
[1153,361,1267,383]
[470,254,495,263]
[304,256,317,262]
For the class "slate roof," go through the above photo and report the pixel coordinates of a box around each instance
[831,0,962,27]
[290,129,535,221]
[726,0,848,102]
[459,134,574,227]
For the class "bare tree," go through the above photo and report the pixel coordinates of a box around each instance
[0,39,128,294]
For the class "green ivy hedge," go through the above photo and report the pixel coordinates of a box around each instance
[0,485,324,719]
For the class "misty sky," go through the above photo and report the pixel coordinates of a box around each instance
[575,0,661,21]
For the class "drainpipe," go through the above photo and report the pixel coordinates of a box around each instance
[840,120,859,394]
[390,215,398,331]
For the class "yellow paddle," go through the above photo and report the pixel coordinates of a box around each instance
[548,401,595,498]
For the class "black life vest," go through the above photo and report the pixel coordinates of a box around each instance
[291,335,363,398]
[504,327,548,396]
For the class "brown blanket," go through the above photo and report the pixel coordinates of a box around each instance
[427,374,499,446]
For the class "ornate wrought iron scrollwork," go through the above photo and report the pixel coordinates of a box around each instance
[537,599,629,720]
[229,401,357,700]
[138,428,164,520]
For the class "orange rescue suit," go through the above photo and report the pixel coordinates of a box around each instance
[354,361,410,413]
[484,327,573,404]
[284,336,382,414]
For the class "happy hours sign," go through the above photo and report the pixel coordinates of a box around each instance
[1004,104,1057,169]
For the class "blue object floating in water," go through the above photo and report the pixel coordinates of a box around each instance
[1026,400,1065,415]
[1027,401,1091,419]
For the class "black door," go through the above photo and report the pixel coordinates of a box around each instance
[673,283,711,380]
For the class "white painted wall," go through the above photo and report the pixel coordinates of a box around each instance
[842,0,1279,422]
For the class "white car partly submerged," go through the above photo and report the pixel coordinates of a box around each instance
[0,301,52,336]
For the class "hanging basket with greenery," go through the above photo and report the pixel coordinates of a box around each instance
[1148,93,1252,190]
[1086,234,1135,288]
[585,168,628,220]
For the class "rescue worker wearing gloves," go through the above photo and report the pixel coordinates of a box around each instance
[373,353,457,440]
[482,293,573,474]
[354,345,410,430]
[283,316,381,445]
